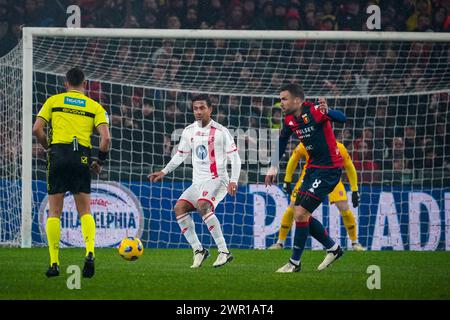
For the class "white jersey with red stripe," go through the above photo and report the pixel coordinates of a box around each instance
[162,119,239,185]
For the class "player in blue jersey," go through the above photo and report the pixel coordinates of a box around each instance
[265,83,347,273]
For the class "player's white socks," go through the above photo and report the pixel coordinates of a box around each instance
[177,213,202,252]
[203,212,229,253]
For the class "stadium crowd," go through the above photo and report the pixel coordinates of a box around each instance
[1,0,450,56]
[0,0,449,186]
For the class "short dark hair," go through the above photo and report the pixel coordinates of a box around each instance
[191,94,212,107]
[279,83,305,100]
[66,67,85,87]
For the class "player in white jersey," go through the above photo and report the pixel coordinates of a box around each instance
[148,94,241,268]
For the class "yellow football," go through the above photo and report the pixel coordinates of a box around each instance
[118,237,144,261]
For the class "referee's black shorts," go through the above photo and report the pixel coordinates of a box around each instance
[47,144,91,195]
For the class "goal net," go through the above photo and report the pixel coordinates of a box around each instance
[1,29,449,250]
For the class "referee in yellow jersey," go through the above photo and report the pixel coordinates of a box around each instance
[33,67,111,278]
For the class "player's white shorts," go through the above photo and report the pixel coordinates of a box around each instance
[178,178,228,210]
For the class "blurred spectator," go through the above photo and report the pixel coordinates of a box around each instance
[249,96,269,128]
[352,140,381,183]
[337,0,364,31]
[354,127,374,151]
[0,20,16,56]
[322,0,335,16]
[269,103,282,129]
[228,4,248,29]
[163,102,182,132]
[415,13,433,31]
[253,1,276,29]
[286,8,301,30]
[272,1,288,29]
[303,0,317,14]
[184,6,199,28]
[393,137,406,159]
[341,128,353,147]
[98,0,126,28]
[353,55,385,95]
[163,134,174,162]
[123,14,140,28]
[433,6,449,31]
[151,39,175,66]
[304,10,317,30]
[227,95,247,129]
[142,11,159,28]
[202,0,226,26]
[243,0,256,26]
[167,14,181,29]
[406,0,432,31]
[165,0,185,18]
[143,0,159,12]
[404,125,424,169]
[319,15,336,30]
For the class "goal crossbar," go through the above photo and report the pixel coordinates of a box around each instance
[23,28,450,41]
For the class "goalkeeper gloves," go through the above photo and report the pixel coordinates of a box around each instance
[352,191,360,208]
[282,182,292,195]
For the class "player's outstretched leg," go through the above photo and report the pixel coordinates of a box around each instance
[268,205,294,250]
[174,201,208,268]
[198,200,233,268]
[308,217,343,270]
[177,212,208,268]
[45,216,61,277]
[276,206,310,273]
[276,220,307,273]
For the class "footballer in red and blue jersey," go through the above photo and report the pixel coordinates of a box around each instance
[280,101,344,169]
[266,83,347,273]
[275,88,346,211]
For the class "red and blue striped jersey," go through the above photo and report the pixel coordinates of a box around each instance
[279,101,344,169]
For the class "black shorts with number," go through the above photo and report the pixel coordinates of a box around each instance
[47,144,91,194]
[295,167,342,213]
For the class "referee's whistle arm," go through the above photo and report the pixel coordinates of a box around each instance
[32,118,49,150]
[97,124,111,153]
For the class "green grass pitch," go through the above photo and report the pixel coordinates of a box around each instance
[0,248,449,300]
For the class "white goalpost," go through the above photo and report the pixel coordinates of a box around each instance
[1,28,448,249]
